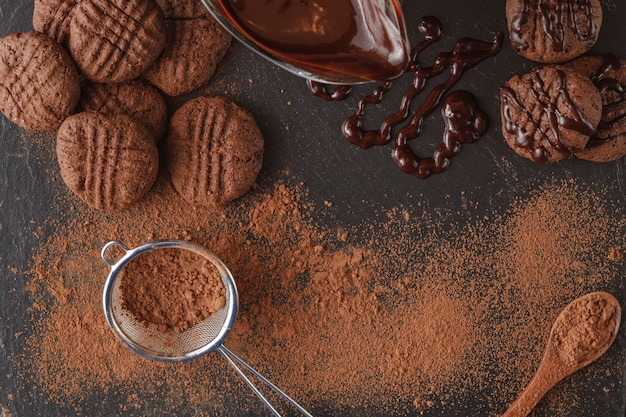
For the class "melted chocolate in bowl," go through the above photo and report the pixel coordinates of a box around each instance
[201,0,410,84]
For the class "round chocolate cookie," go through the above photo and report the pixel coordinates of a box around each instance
[166,96,264,208]
[57,112,159,211]
[69,0,166,83]
[32,0,78,46]
[0,31,80,131]
[500,65,602,163]
[506,0,602,63]
[566,55,626,162]
[78,80,168,141]
[144,16,231,96]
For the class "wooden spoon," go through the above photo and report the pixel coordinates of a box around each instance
[501,291,621,417]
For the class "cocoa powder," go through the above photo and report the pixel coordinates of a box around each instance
[552,292,620,368]
[22,152,626,416]
[118,247,226,334]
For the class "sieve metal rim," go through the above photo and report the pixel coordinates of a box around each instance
[101,239,239,362]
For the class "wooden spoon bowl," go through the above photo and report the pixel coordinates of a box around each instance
[501,291,621,417]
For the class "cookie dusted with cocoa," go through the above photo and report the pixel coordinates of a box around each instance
[78,80,168,141]
[145,2,231,96]
[0,31,80,131]
[567,55,626,162]
[69,0,166,83]
[506,0,602,63]
[32,0,79,46]
[165,96,264,208]
[57,112,159,211]
[500,65,602,163]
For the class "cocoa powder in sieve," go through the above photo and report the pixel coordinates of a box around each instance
[118,247,226,334]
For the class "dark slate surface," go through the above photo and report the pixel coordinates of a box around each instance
[0,0,625,416]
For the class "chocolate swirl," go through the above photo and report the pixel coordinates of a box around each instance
[309,16,503,178]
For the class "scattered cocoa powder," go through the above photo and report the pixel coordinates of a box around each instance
[20,136,626,416]
[118,247,226,334]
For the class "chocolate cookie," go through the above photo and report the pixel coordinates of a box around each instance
[68,0,166,83]
[567,55,626,162]
[165,96,264,208]
[78,80,168,141]
[144,15,231,96]
[155,0,209,18]
[32,0,79,46]
[57,112,159,211]
[0,31,80,131]
[500,65,602,163]
[506,0,602,63]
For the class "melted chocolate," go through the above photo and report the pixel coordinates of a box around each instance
[309,16,503,178]
[219,0,410,83]
[391,33,503,177]
[398,90,488,178]
[500,68,596,163]
[308,15,443,104]
[306,81,352,102]
[510,0,598,53]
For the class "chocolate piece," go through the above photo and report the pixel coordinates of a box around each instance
[144,16,231,96]
[506,0,602,63]
[78,80,168,141]
[500,65,602,163]
[0,31,80,131]
[165,96,264,208]
[32,0,78,45]
[567,55,626,162]
[57,112,159,211]
[68,0,166,83]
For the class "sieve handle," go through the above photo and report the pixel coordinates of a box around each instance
[217,345,314,417]
[101,241,130,266]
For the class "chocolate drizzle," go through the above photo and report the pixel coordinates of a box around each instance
[510,0,599,53]
[308,16,502,178]
[340,16,443,149]
[391,33,503,177]
[500,68,597,163]
[401,90,489,177]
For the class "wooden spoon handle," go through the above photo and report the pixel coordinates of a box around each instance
[501,360,564,417]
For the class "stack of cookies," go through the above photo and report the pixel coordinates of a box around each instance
[0,0,264,211]
[501,0,626,164]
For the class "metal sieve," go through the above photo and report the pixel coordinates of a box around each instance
[101,239,313,417]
